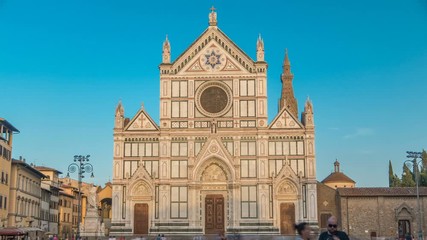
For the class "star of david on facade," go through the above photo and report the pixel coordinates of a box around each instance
[205,51,222,68]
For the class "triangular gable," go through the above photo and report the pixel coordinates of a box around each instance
[273,161,300,196]
[170,27,255,75]
[128,163,154,199]
[195,136,233,164]
[275,160,299,181]
[269,107,303,129]
[125,108,159,131]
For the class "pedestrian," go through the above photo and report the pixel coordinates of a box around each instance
[156,234,161,240]
[318,216,349,240]
[161,234,166,240]
[295,222,310,240]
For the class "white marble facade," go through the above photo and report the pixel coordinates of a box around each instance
[111,8,318,236]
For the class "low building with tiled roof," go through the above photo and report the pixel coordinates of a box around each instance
[321,160,355,189]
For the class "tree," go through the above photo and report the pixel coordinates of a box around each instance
[420,149,427,186]
[389,160,394,187]
[401,163,415,187]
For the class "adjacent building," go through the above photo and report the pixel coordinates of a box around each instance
[8,159,45,228]
[35,166,63,235]
[59,188,74,239]
[318,162,427,239]
[111,8,318,236]
[0,118,19,227]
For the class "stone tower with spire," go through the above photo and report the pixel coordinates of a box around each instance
[279,50,298,118]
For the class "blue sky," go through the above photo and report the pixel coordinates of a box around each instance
[1,0,426,187]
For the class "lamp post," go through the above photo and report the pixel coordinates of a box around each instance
[67,155,94,240]
[405,151,423,240]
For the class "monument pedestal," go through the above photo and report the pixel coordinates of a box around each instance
[81,208,104,238]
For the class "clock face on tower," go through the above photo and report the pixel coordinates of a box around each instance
[195,82,232,117]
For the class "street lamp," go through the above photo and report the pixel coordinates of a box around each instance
[404,151,423,240]
[67,155,94,240]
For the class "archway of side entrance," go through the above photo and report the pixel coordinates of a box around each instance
[129,180,153,235]
[275,179,300,235]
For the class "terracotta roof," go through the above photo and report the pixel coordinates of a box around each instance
[321,172,355,184]
[34,166,63,174]
[337,187,427,197]
[12,159,46,178]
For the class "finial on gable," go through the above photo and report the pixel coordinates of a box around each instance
[162,34,171,64]
[256,34,264,62]
[209,6,217,26]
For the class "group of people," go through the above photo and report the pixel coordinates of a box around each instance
[295,216,349,240]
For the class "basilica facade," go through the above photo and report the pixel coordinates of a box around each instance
[111,8,318,236]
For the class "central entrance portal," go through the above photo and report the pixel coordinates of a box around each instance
[205,194,224,234]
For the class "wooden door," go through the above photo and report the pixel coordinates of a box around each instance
[205,194,224,234]
[280,203,295,235]
[134,203,149,234]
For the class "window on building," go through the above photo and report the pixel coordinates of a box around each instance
[241,160,257,178]
[171,81,188,97]
[241,186,257,218]
[268,159,305,177]
[170,186,187,219]
[171,101,188,118]
[239,80,255,96]
[171,142,188,157]
[240,141,256,156]
[223,141,233,155]
[302,185,307,218]
[155,186,159,219]
[320,213,332,228]
[124,142,159,157]
[269,185,273,218]
[122,186,126,219]
[268,141,304,156]
[171,160,188,179]
[194,140,206,156]
[240,100,256,117]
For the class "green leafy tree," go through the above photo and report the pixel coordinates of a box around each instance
[401,163,415,187]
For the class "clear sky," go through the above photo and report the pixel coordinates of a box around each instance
[1,0,426,187]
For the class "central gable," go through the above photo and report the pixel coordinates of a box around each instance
[170,27,256,75]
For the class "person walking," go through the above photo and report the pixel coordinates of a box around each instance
[295,222,311,240]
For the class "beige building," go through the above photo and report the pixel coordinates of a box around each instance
[111,8,318,236]
[0,118,19,227]
[8,159,45,228]
[59,189,74,239]
[35,166,62,235]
